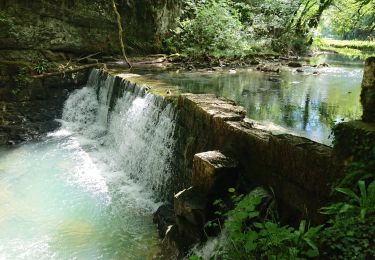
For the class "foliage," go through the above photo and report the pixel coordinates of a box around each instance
[319,180,375,258]
[169,0,248,58]
[33,59,49,74]
[14,67,31,87]
[321,180,375,220]
[223,189,321,259]
[319,215,375,259]
[192,172,375,259]
[313,38,375,59]
[319,0,375,40]
[166,0,329,57]
[193,188,321,259]
[0,11,17,37]
[315,38,375,51]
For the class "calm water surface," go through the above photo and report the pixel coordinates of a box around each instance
[137,54,364,145]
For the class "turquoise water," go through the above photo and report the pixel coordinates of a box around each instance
[0,130,160,260]
[0,69,178,259]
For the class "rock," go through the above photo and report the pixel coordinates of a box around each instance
[250,59,260,65]
[159,225,183,260]
[242,89,251,96]
[256,64,280,73]
[313,71,319,75]
[175,216,203,247]
[229,69,236,74]
[267,77,280,82]
[319,63,330,67]
[333,120,375,177]
[153,203,175,238]
[288,61,303,68]
[192,151,238,195]
[296,68,304,73]
[174,186,207,226]
[361,57,375,122]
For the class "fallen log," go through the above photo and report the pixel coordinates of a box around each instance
[31,63,104,79]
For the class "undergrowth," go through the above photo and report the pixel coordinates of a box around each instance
[189,132,375,259]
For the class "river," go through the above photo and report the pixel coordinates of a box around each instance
[0,54,364,259]
[134,54,364,145]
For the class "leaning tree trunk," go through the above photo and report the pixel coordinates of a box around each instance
[111,0,132,68]
[307,0,334,28]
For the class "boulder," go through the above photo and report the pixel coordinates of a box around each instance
[288,61,303,68]
[256,64,280,73]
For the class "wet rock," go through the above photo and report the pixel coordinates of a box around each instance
[288,61,303,68]
[211,66,222,71]
[192,151,238,195]
[153,203,175,238]
[174,186,207,226]
[361,57,375,122]
[267,77,280,82]
[319,63,330,67]
[175,215,203,247]
[296,68,304,73]
[159,225,183,260]
[241,89,251,96]
[256,64,280,73]
[249,59,260,65]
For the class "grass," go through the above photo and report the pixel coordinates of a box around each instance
[313,38,375,59]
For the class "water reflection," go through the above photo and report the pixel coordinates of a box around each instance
[137,54,363,145]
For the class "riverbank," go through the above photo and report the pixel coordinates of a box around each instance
[313,38,375,60]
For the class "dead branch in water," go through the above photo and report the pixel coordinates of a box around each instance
[31,63,104,79]
[74,52,101,62]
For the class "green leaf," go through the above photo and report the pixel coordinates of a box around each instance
[358,180,367,206]
[360,208,367,220]
[336,187,360,201]
[228,187,236,193]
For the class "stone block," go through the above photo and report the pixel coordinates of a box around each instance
[153,203,175,238]
[174,186,207,227]
[361,57,375,122]
[192,151,238,195]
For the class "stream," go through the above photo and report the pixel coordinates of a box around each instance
[135,54,364,145]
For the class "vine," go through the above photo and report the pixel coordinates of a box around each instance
[111,0,131,68]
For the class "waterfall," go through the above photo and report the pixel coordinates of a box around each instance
[62,69,176,200]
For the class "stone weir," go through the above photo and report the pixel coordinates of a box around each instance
[112,71,342,222]
[112,71,345,258]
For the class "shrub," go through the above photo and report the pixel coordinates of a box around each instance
[169,0,248,58]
